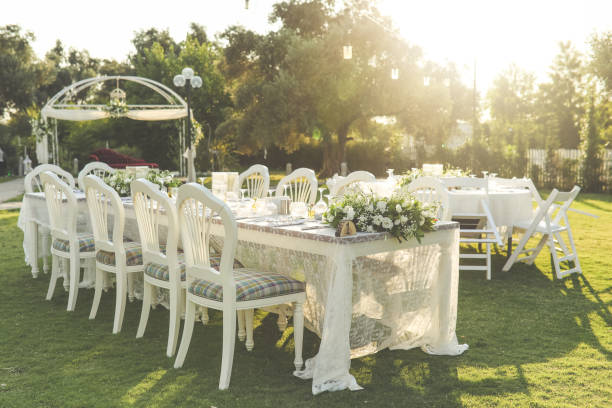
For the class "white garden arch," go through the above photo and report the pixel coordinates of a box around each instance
[40,75,193,176]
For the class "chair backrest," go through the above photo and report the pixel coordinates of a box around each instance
[491,177,543,205]
[131,179,181,283]
[83,174,126,257]
[238,164,270,199]
[527,185,580,231]
[40,171,78,241]
[25,164,75,194]
[177,183,238,304]
[275,168,318,205]
[404,176,451,221]
[331,171,376,197]
[78,161,116,192]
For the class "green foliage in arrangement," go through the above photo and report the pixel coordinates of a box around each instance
[1,192,611,407]
[323,191,438,242]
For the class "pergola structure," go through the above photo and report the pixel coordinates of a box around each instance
[40,75,196,179]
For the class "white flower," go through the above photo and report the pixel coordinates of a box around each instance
[366,225,374,233]
[395,204,402,212]
[366,204,374,212]
[358,215,367,223]
[343,206,355,220]
[400,215,408,224]
[394,219,400,225]
[382,217,393,229]
[418,215,425,226]
[376,201,387,212]
[326,214,335,223]
[372,215,383,225]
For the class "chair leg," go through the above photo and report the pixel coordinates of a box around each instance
[237,310,246,341]
[67,252,80,312]
[61,258,70,292]
[548,238,563,279]
[42,232,50,274]
[201,306,209,325]
[46,255,60,300]
[245,309,254,351]
[293,302,304,371]
[174,300,196,369]
[167,286,181,357]
[219,305,237,390]
[127,273,135,302]
[113,272,127,334]
[137,281,153,339]
[89,268,104,320]
[29,222,39,279]
[486,243,491,280]
[277,306,288,332]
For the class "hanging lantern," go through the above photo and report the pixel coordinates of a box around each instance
[343,45,352,59]
[110,87,126,104]
[391,68,399,80]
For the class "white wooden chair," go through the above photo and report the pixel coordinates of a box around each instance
[24,164,75,278]
[330,170,376,197]
[275,168,317,205]
[404,176,451,221]
[173,183,306,390]
[84,175,144,334]
[442,177,502,280]
[131,179,184,357]
[78,161,116,192]
[40,172,95,311]
[503,186,582,279]
[237,164,270,199]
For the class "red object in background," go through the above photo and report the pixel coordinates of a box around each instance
[88,148,159,169]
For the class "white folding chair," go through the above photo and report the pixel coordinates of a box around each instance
[78,161,116,192]
[173,183,306,390]
[503,186,582,279]
[237,164,270,199]
[131,179,184,357]
[24,164,75,278]
[404,176,451,221]
[275,168,317,205]
[442,177,502,280]
[40,172,95,311]
[84,175,144,334]
[330,170,376,197]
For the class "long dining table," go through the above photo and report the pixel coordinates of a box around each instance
[18,191,468,395]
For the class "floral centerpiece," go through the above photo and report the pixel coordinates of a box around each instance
[323,191,439,242]
[104,99,129,118]
[104,169,182,197]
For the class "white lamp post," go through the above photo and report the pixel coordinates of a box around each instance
[173,67,202,182]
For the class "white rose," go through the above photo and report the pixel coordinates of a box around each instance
[366,225,374,233]
[346,208,355,221]
[400,215,408,224]
[372,215,383,225]
[395,204,402,212]
[366,204,374,212]
[377,201,387,212]
[394,219,400,225]
[382,217,393,229]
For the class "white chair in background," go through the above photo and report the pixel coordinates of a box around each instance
[404,176,451,221]
[84,175,144,334]
[131,179,184,357]
[77,161,116,192]
[24,164,75,278]
[330,170,376,197]
[442,177,502,280]
[237,164,270,199]
[275,168,318,205]
[503,186,582,279]
[40,172,95,311]
[173,183,306,390]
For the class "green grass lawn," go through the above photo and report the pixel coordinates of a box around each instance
[0,193,610,407]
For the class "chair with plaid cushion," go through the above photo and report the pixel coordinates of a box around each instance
[173,183,306,390]
[84,175,144,334]
[40,172,96,311]
[131,179,184,357]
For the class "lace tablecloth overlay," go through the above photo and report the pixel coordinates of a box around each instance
[18,192,468,395]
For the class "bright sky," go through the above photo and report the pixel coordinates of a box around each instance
[2,0,611,95]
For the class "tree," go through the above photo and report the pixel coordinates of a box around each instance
[0,25,37,116]
[220,0,441,175]
[537,42,585,148]
[590,31,612,92]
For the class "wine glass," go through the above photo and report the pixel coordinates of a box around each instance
[268,188,275,198]
[387,169,394,179]
[482,171,489,178]
[283,184,290,199]
[240,188,248,200]
[318,187,326,202]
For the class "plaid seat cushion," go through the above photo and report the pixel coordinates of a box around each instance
[52,235,95,253]
[96,244,143,266]
[142,253,242,282]
[188,269,305,302]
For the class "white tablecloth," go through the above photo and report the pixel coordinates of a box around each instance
[447,189,533,228]
[18,192,468,395]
